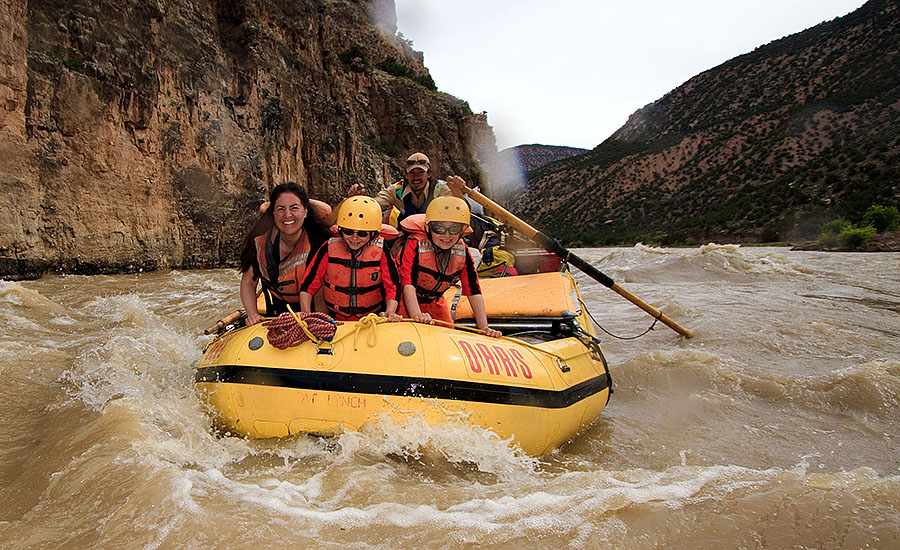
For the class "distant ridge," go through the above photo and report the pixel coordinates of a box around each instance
[486,144,587,203]
[501,144,588,173]
[513,0,899,245]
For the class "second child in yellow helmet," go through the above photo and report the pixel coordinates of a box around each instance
[299,196,402,321]
[398,196,501,338]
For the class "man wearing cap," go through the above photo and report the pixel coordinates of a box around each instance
[348,152,465,225]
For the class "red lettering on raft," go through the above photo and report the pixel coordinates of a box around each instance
[458,340,482,373]
[456,339,534,380]
[202,333,235,364]
[296,392,318,405]
[475,343,499,375]
[492,346,517,377]
[509,348,533,379]
[324,394,367,408]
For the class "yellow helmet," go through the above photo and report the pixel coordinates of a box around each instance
[425,197,470,225]
[336,196,382,231]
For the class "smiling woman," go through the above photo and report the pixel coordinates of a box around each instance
[237,183,332,325]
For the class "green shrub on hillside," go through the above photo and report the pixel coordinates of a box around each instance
[838,224,876,250]
[338,44,367,70]
[261,98,283,135]
[862,204,900,232]
[371,138,399,158]
[414,73,437,90]
[377,57,412,78]
[819,218,851,248]
[374,57,438,90]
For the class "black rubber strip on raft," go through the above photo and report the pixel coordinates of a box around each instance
[195,365,611,409]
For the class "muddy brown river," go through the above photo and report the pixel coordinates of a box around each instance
[1,244,898,548]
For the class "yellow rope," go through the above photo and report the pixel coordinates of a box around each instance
[347,313,387,350]
[284,306,570,365]
[285,304,322,345]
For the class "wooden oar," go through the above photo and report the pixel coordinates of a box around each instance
[203,288,264,335]
[462,185,694,339]
[204,309,245,335]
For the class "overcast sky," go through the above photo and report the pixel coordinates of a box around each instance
[393,0,868,151]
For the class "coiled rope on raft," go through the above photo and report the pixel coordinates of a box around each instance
[262,310,340,350]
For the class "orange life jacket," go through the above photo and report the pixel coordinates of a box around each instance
[255,230,310,306]
[410,238,468,303]
[322,237,387,319]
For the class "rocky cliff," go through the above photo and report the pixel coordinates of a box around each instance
[0,0,499,280]
[514,0,899,245]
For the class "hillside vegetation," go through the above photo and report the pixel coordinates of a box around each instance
[512,0,899,246]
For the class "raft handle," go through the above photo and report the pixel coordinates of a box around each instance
[316,341,334,355]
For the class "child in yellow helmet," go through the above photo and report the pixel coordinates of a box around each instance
[299,196,402,321]
[398,196,501,337]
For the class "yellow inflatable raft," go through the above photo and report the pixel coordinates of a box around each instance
[195,271,611,456]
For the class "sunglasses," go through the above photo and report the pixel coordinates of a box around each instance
[428,222,464,235]
[340,228,374,238]
[406,158,429,167]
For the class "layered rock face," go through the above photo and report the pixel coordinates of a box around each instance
[0,0,498,279]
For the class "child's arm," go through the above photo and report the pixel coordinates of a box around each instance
[298,291,313,313]
[398,239,433,324]
[402,285,432,324]
[467,294,501,338]
[381,298,401,322]
[379,251,402,321]
[459,248,500,337]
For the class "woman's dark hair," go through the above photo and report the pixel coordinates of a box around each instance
[238,182,332,276]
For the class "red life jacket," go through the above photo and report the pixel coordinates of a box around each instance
[411,238,468,303]
[254,230,310,304]
[322,237,387,319]
[392,213,473,260]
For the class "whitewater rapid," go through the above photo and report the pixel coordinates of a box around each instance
[1,245,897,548]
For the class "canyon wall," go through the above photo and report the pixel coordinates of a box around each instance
[0,0,498,279]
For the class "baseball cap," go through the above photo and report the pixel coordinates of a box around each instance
[405,152,430,173]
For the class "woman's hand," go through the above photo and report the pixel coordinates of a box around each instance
[480,326,502,338]
[245,311,263,326]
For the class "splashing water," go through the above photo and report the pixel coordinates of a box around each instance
[1,250,898,548]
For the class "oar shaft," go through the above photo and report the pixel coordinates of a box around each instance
[204,309,244,335]
[465,187,540,238]
[462,185,693,338]
[535,230,692,338]
[203,289,263,335]
[610,283,693,339]
[531,232,615,288]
